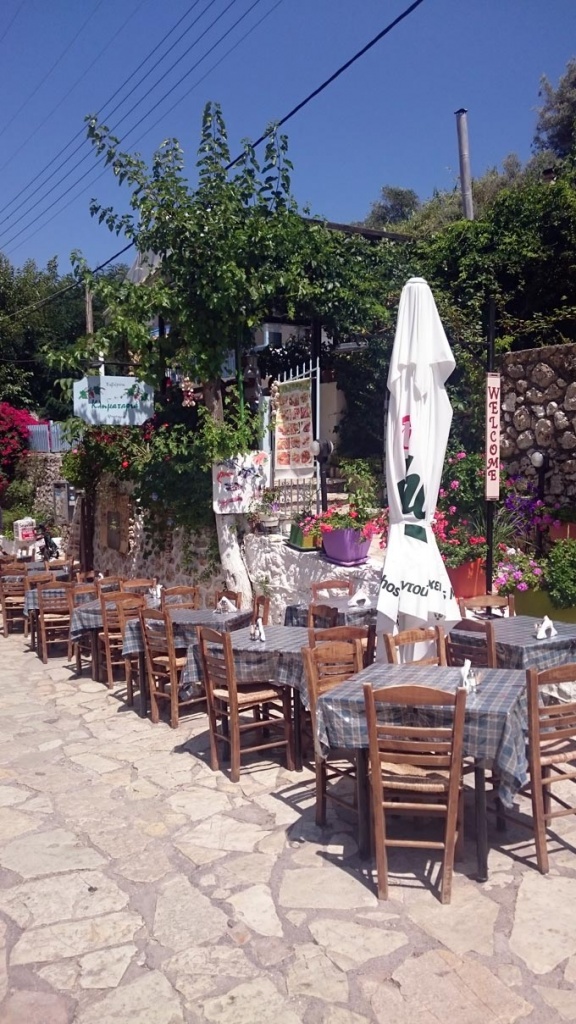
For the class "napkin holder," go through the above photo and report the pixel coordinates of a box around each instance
[215,596,235,614]
[347,588,371,608]
[535,615,558,640]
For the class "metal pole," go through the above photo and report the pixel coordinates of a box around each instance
[485,298,495,592]
[455,108,474,221]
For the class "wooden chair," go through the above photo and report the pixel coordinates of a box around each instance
[68,584,98,673]
[141,609,205,728]
[302,640,364,825]
[458,594,516,618]
[307,603,339,629]
[117,598,147,707]
[310,578,355,600]
[23,571,53,651]
[121,577,156,595]
[363,681,466,904]
[0,569,28,637]
[252,594,270,625]
[198,626,294,782]
[96,576,123,595]
[75,570,98,583]
[445,619,497,668]
[37,581,73,664]
[308,623,376,668]
[98,593,144,688]
[384,626,447,667]
[161,585,200,610]
[215,589,242,610]
[525,664,576,874]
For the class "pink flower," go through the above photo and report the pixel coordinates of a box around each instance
[449,480,459,490]
[456,451,466,460]
[448,505,456,515]
[439,488,447,498]
[517,582,528,591]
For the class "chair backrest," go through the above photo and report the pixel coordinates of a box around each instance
[363,681,466,784]
[69,583,98,611]
[75,570,98,583]
[121,578,156,595]
[215,589,242,610]
[383,626,447,667]
[161,585,200,610]
[307,603,339,629]
[197,626,239,712]
[445,618,497,668]
[101,593,144,634]
[24,571,53,591]
[308,623,376,668]
[310,578,355,600]
[252,594,270,626]
[37,581,72,616]
[0,570,26,598]
[527,664,576,752]
[140,608,180,684]
[302,640,364,725]
[96,576,123,595]
[458,594,515,618]
[117,596,146,637]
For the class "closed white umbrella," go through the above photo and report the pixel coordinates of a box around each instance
[378,277,460,636]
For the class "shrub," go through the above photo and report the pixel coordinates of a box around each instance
[546,539,576,608]
[0,403,37,482]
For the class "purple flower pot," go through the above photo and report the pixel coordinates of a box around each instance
[322,528,371,566]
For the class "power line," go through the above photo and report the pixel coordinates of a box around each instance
[0,242,134,325]
[0,0,27,46]
[5,0,286,257]
[0,0,215,221]
[0,0,264,249]
[2,0,427,312]
[0,0,153,176]
[0,0,107,139]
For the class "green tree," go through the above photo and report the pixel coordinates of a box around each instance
[534,57,576,159]
[363,185,420,230]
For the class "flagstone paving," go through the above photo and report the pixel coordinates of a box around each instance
[0,633,574,1022]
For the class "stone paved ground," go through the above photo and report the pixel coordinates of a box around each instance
[0,634,575,1023]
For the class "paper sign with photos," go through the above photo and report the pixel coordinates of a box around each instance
[274,380,314,478]
[212,451,271,514]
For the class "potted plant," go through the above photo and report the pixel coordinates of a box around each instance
[432,509,487,598]
[545,539,576,621]
[248,488,282,535]
[302,504,388,567]
[288,510,320,551]
[548,507,576,542]
[493,543,576,623]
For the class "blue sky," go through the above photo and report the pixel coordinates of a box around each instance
[0,0,575,272]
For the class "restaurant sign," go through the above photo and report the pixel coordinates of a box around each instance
[485,372,501,500]
[73,376,154,426]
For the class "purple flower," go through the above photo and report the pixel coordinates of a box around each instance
[517,582,528,591]
[533,567,543,575]
[450,480,459,490]
[513,571,523,580]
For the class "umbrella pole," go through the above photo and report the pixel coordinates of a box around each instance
[485,299,496,592]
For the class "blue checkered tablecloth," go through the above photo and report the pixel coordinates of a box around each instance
[285,596,377,628]
[181,625,312,703]
[451,614,576,671]
[316,662,528,807]
[24,584,92,616]
[69,600,103,642]
[122,607,253,657]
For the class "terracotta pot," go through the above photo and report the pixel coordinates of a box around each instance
[446,558,485,599]
[322,528,371,566]
[549,522,576,542]
[513,588,576,623]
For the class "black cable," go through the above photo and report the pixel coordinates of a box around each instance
[0,0,213,220]
[0,0,27,46]
[0,0,235,236]
[0,0,107,138]
[0,0,264,250]
[5,0,286,257]
[0,0,152,176]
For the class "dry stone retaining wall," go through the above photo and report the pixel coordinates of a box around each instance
[500,344,576,502]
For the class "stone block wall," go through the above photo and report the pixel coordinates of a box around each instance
[500,344,576,503]
[24,453,65,513]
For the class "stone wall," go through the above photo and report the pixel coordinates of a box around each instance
[24,453,64,514]
[500,344,576,502]
[92,476,227,606]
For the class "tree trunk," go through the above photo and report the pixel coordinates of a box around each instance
[205,378,253,608]
[215,513,253,609]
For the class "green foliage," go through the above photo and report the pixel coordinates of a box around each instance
[534,57,576,158]
[338,457,382,507]
[546,539,576,609]
[363,186,420,230]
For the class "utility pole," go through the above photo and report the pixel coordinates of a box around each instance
[85,285,94,335]
[455,108,474,220]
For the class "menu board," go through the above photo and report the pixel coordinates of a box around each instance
[274,380,314,478]
[212,451,271,514]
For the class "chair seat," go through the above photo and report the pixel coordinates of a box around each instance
[151,654,187,669]
[381,762,450,792]
[214,683,281,706]
[3,597,25,605]
[540,743,576,766]
[41,613,69,622]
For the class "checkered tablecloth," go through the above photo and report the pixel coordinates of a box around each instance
[181,625,312,704]
[70,600,103,642]
[451,615,576,671]
[316,662,528,807]
[122,607,253,657]
[285,596,377,628]
[4,569,68,587]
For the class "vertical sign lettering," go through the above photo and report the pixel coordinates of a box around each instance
[485,372,501,500]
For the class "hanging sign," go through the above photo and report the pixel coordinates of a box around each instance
[274,380,314,478]
[485,372,501,500]
[73,376,154,426]
[212,451,271,514]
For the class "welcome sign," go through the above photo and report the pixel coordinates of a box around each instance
[73,376,154,426]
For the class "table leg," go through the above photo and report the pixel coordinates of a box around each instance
[474,759,489,882]
[90,631,100,682]
[356,748,371,860]
[138,650,148,718]
[293,690,303,772]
